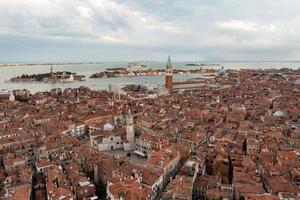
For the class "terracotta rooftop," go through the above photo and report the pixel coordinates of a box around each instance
[163,175,193,198]
[108,179,151,200]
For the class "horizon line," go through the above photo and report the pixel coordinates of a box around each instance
[1,60,300,65]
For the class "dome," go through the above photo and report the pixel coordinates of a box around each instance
[218,66,226,75]
[103,122,114,131]
[273,110,285,117]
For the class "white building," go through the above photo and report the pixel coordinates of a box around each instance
[63,123,86,137]
[9,92,15,101]
[0,90,15,102]
[90,109,135,152]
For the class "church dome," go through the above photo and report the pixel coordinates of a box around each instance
[218,66,226,75]
[103,122,114,131]
[273,110,285,117]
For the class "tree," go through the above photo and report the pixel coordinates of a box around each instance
[239,196,245,200]
[95,181,106,199]
[228,154,233,184]
[15,95,22,102]
[242,138,247,155]
[205,158,213,175]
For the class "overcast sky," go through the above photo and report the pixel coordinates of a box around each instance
[1,0,300,62]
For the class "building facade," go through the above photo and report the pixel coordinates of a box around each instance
[90,109,135,152]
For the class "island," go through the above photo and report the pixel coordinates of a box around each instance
[106,67,127,71]
[185,63,220,66]
[10,67,86,83]
[90,67,204,79]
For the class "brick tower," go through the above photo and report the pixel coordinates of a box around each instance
[165,56,173,90]
[126,109,134,143]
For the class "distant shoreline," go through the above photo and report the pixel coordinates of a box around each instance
[1,60,300,67]
[0,62,103,68]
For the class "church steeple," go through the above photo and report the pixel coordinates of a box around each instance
[166,55,172,67]
[126,109,134,143]
[50,65,54,77]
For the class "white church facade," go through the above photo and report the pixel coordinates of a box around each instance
[90,109,135,152]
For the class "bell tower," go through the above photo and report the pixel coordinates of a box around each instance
[165,56,173,90]
[50,65,54,77]
[126,109,134,142]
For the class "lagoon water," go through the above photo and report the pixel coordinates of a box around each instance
[0,61,299,93]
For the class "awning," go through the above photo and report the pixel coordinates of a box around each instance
[134,150,146,157]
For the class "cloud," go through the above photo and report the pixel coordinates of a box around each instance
[215,20,259,32]
[215,20,281,34]
[0,0,179,43]
[1,0,300,62]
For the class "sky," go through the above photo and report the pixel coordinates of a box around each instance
[1,0,300,62]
